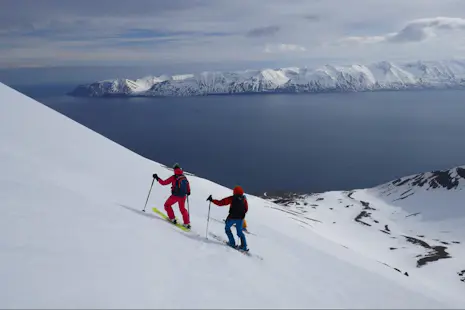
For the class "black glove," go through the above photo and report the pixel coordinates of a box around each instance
[153,174,159,181]
[207,195,212,202]
[187,192,191,196]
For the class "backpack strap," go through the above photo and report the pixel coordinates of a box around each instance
[174,174,186,188]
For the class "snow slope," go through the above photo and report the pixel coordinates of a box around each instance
[371,166,465,221]
[69,59,465,97]
[264,165,465,307]
[0,82,463,308]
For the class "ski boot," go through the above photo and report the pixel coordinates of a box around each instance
[239,237,249,252]
[183,223,191,230]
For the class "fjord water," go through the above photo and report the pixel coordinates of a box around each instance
[18,85,465,194]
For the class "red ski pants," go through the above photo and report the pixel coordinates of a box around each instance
[164,195,190,224]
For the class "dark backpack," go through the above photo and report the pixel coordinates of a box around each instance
[228,195,247,219]
[173,174,189,197]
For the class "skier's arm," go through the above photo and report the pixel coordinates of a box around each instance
[244,198,249,213]
[212,196,233,206]
[158,175,174,186]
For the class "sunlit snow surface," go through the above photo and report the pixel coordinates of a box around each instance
[1,82,464,308]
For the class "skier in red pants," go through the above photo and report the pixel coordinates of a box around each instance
[153,163,191,229]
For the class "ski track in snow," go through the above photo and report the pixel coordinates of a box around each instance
[1,82,464,308]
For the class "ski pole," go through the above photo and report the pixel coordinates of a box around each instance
[187,196,190,214]
[206,201,212,239]
[142,178,155,212]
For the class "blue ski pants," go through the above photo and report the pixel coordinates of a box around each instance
[225,219,247,249]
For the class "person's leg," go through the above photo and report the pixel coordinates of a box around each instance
[224,219,236,246]
[164,196,177,221]
[176,196,190,225]
[235,219,248,250]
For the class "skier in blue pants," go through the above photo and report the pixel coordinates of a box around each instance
[207,185,249,251]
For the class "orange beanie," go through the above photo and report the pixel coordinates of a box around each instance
[233,185,244,195]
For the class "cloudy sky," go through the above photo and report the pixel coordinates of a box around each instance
[2,0,465,83]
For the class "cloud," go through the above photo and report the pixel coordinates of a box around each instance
[265,44,307,53]
[246,25,280,38]
[339,36,387,44]
[340,17,465,44]
[303,14,321,22]
[0,0,206,30]
[389,17,465,42]
[1,0,465,74]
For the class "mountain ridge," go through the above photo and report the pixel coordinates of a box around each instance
[69,59,465,97]
[260,164,465,300]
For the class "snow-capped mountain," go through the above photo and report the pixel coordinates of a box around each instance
[371,166,465,221]
[262,165,465,304]
[377,165,465,194]
[70,76,165,97]
[69,59,465,97]
[2,81,465,308]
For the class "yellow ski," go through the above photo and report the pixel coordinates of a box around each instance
[152,207,190,232]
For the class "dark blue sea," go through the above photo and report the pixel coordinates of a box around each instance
[12,84,465,195]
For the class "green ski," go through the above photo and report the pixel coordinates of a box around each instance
[152,207,190,232]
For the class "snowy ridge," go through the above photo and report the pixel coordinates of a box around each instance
[1,82,465,308]
[70,76,165,96]
[370,165,465,221]
[377,165,465,194]
[69,59,465,97]
[262,166,465,303]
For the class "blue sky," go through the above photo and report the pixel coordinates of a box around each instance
[2,0,465,84]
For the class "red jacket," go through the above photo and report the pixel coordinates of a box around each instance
[158,167,191,195]
[212,186,248,218]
